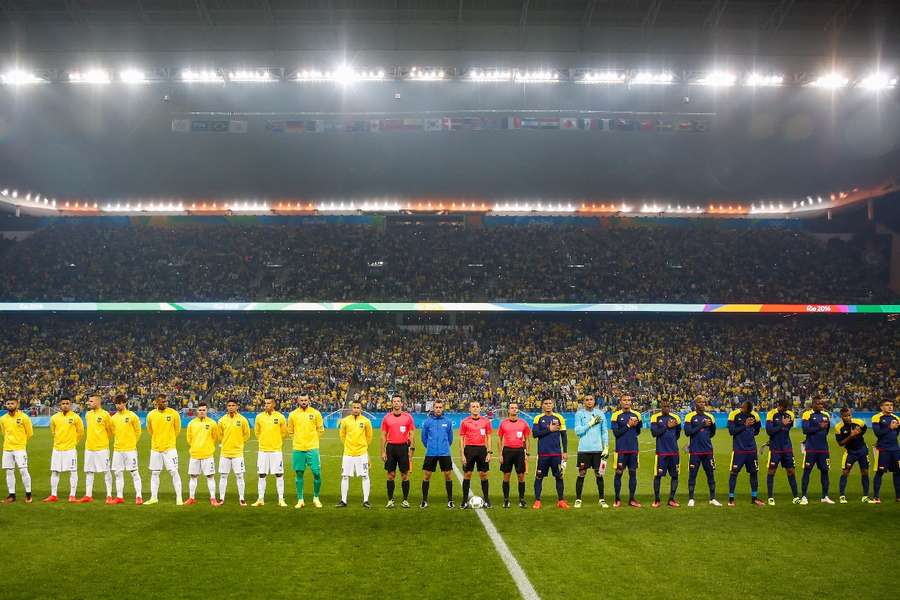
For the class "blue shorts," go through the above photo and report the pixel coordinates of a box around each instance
[767,450,795,470]
[536,455,563,479]
[689,454,716,471]
[875,449,900,473]
[803,452,830,471]
[655,455,679,478]
[615,452,639,472]
[841,451,869,470]
[730,452,758,474]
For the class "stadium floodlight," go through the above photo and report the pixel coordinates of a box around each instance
[408,67,445,81]
[360,200,402,212]
[119,69,146,83]
[745,73,784,87]
[857,72,897,90]
[514,70,560,83]
[809,72,849,89]
[296,66,384,83]
[695,71,737,87]
[228,69,273,82]
[468,69,514,82]
[0,69,43,85]
[181,69,224,82]
[630,71,674,85]
[580,71,626,84]
[69,69,111,84]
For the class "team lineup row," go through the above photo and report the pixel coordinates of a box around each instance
[2,392,899,509]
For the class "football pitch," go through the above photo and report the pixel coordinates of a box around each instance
[1,429,897,600]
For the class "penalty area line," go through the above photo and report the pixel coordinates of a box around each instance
[452,464,540,600]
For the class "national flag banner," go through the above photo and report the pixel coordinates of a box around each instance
[638,120,655,132]
[507,116,522,129]
[424,118,443,131]
[368,120,381,133]
[692,120,710,132]
[578,118,604,130]
[171,119,191,133]
[265,120,286,133]
[380,119,405,131]
[229,120,248,134]
[521,117,560,129]
[344,120,369,133]
[402,118,423,131]
[560,117,578,130]
[305,120,325,133]
[656,120,674,132]
[613,119,636,131]
[677,121,694,131]
[285,120,305,133]
[442,117,485,131]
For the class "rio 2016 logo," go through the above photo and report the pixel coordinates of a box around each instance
[805,305,833,313]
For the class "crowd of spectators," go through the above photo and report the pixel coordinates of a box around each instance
[0,223,891,303]
[0,316,895,415]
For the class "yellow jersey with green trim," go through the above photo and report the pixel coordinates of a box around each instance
[84,408,114,451]
[254,411,287,452]
[218,413,251,458]
[110,410,141,452]
[50,411,84,451]
[287,406,325,451]
[339,414,373,457]
[146,408,182,452]
[186,416,220,460]
[0,411,33,451]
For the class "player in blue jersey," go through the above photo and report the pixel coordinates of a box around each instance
[764,399,800,505]
[835,407,870,504]
[870,399,899,504]
[650,400,681,508]
[683,396,721,507]
[727,401,765,506]
[611,395,642,508]
[800,398,834,505]
[531,399,569,510]
[573,394,609,508]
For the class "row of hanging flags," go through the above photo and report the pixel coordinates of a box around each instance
[172,115,711,135]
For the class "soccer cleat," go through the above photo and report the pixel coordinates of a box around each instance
[461,502,470,510]
[184,498,197,506]
[3,495,15,504]
[767,498,775,506]
[113,498,124,505]
[791,497,801,505]
[483,500,492,509]
[821,497,835,505]
[251,499,265,507]
[870,498,881,504]
[135,498,143,506]
[25,494,33,504]
[447,501,455,509]
[861,496,870,503]
[68,496,78,503]
[573,499,583,508]
[599,499,609,509]
[419,501,428,509]
[709,499,722,507]
[277,499,288,508]
[312,497,322,509]
[176,498,184,506]
[839,496,848,504]
[687,499,695,507]
[42,495,58,503]
[210,499,221,507]
[503,500,511,509]
[557,500,570,510]
[78,496,94,503]
[668,499,680,508]
[385,500,395,509]
[727,500,736,507]
[651,501,661,508]
[752,499,766,507]
[295,499,305,509]
[105,496,115,505]
[532,500,542,510]
[336,501,348,508]
[613,500,621,508]
[362,501,371,509]
[238,499,247,507]
[629,500,642,508]
[518,499,527,509]
[401,500,410,509]
[799,496,809,505]
[144,498,159,506]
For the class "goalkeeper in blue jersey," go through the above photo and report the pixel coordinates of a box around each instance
[573,395,609,508]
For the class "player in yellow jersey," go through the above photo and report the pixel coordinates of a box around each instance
[110,394,143,504]
[287,393,325,508]
[1,397,34,503]
[185,402,221,506]
[145,393,184,506]
[80,395,115,504]
[336,399,373,508]
[217,399,251,506]
[253,398,288,507]
[45,397,83,503]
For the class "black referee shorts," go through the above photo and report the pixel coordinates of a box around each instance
[423,455,453,473]
[500,448,527,474]
[463,446,490,473]
[577,452,604,473]
[384,443,410,474]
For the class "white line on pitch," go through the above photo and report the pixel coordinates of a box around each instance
[452,464,540,600]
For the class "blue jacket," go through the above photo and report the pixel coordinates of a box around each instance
[727,409,761,453]
[650,413,681,455]
[683,411,716,454]
[574,408,608,453]
[420,414,453,456]
[801,410,831,453]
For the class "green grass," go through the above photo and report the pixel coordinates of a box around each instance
[1,429,897,600]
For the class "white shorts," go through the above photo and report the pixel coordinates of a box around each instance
[51,449,78,472]
[84,449,111,473]
[188,457,216,476]
[218,456,246,475]
[256,451,284,475]
[1,450,27,469]
[342,455,370,478]
[149,449,180,472]
[112,450,139,472]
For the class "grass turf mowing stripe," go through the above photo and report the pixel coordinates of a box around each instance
[452,463,540,600]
